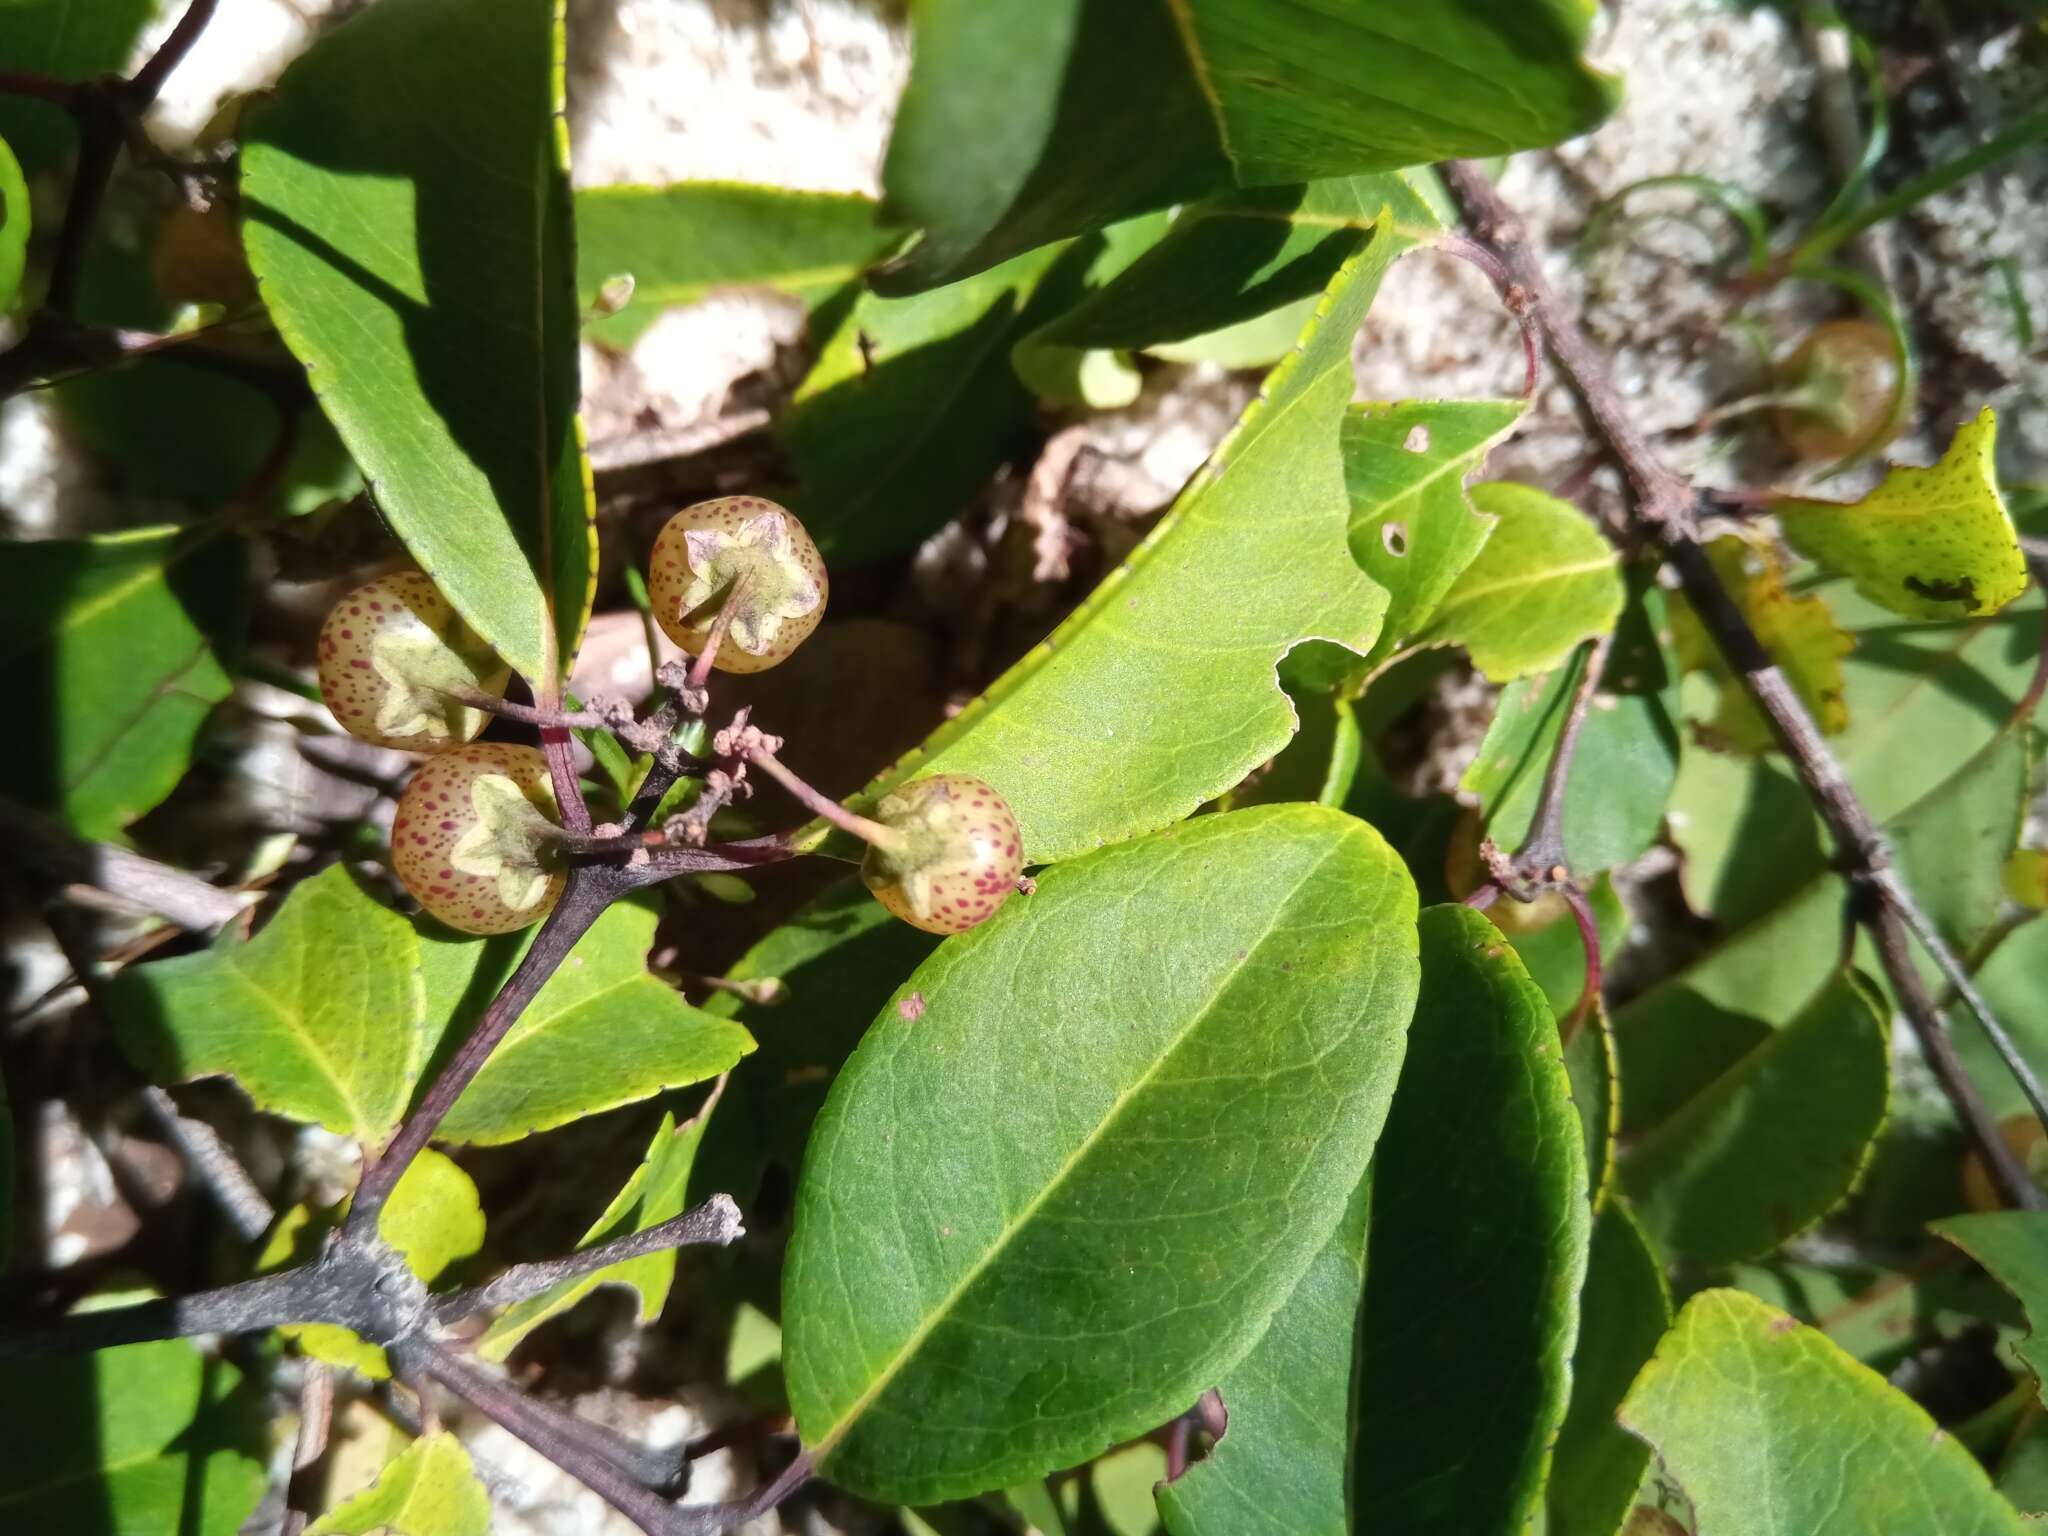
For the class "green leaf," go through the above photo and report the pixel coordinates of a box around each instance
[0,1331,268,1536]
[1463,580,1680,874]
[112,866,426,1143]
[1033,173,1446,357]
[1354,904,1589,1533]
[779,242,1064,565]
[1618,1288,2029,1535]
[833,233,1403,866]
[1620,973,1889,1263]
[1888,724,2034,953]
[0,0,154,171]
[424,901,755,1144]
[1670,533,1852,752]
[477,1098,715,1360]
[1504,875,1626,1023]
[1957,919,2048,1122]
[1155,1175,1369,1536]
[1779,409,2028,620]
[0,132,26,311]
[1009,209,1171,409]
[1933,1212,2048,1406]
[577,181,903,347]
[1564,999,1621,1212]
[783,805,1420,1503]
[1547,1201,1671,1536]
[242,0,595,684]
[1417,482,1624,681]
[0,527,242,840]
[307,1430,491,1536]
[874,0,1616,291]
[1343,400,1527,663]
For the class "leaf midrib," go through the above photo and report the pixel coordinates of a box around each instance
[808,824,1363,1461]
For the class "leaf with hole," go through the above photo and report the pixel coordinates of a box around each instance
[1343,400,1527,667]
[1417,482,1624,681]
[1353,903,1589,1534]
[874,0,1616,291]
[0,527,242,841]
[1778,409,2027,620]
[577,182,904,348]
[1618,1288,2028,1535]
[243,0,594,684]
[783,805,1420,1502]
[829,231,1407,865]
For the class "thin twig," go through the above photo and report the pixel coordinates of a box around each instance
[1432,233,1541,399]
[434,1195,743,1327]
[137,1087,275,1243]
[1440,160,2046,1200]
[283,1362,335,1536]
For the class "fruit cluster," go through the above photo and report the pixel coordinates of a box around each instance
[318,498,1021,937]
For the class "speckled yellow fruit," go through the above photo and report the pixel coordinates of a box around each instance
[861,775,1023,935]
[392,743,564,935]
[317,572,508,753]
[648,496,827,674]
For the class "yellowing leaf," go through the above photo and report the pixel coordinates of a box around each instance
[307,1431,490,1536]
[1671,533,1852,752]
[1778,409,2027,620]
[2007,849,2048,908]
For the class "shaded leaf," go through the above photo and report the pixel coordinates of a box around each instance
[0,527,241,840]
[1731,1254,2021,1377]
[477,1099,715,1360]
[1343,399,1526,664]
[694,878,941,1210]
[307,1430,491,1536]
[1035,173,1445,357]
[875,0,1616,291]
[1354,903,1589,1533]
[1889,725,2033,953]
[577,181,903,347]
[1009,210,1170,409]
[424,901,755,1145]
[832,232,1404,865]
[779,243,1064,565]
[1618,1288,2028,1535]
[1564,998,1621,1213]
[1418,482,1624,681]
[243,0,594,684]
[1155,1175,1369,1536]
[1958,919,2048,1122]
[1779,409,2027,620]
[112,866,426,1144]
[1933,1212,2048,1406]
[0,132,26,310]
[0,1330,267,1536]
[783,805,1420,1502]
[1463,579,1680,874]
[0,1066,10,1268]
[0,0,154,171]
[1671,533,1852,751]
[1620,973,1889,1263]
[1547,1201,1671,1536]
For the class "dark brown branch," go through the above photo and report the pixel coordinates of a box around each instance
[433,1195,743,1327]
[0,1268,323,1361]
[345,867,615,1236]
[1440,160,2046,1206]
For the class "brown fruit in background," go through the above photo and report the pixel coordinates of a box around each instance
[1771,318,1905,463]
